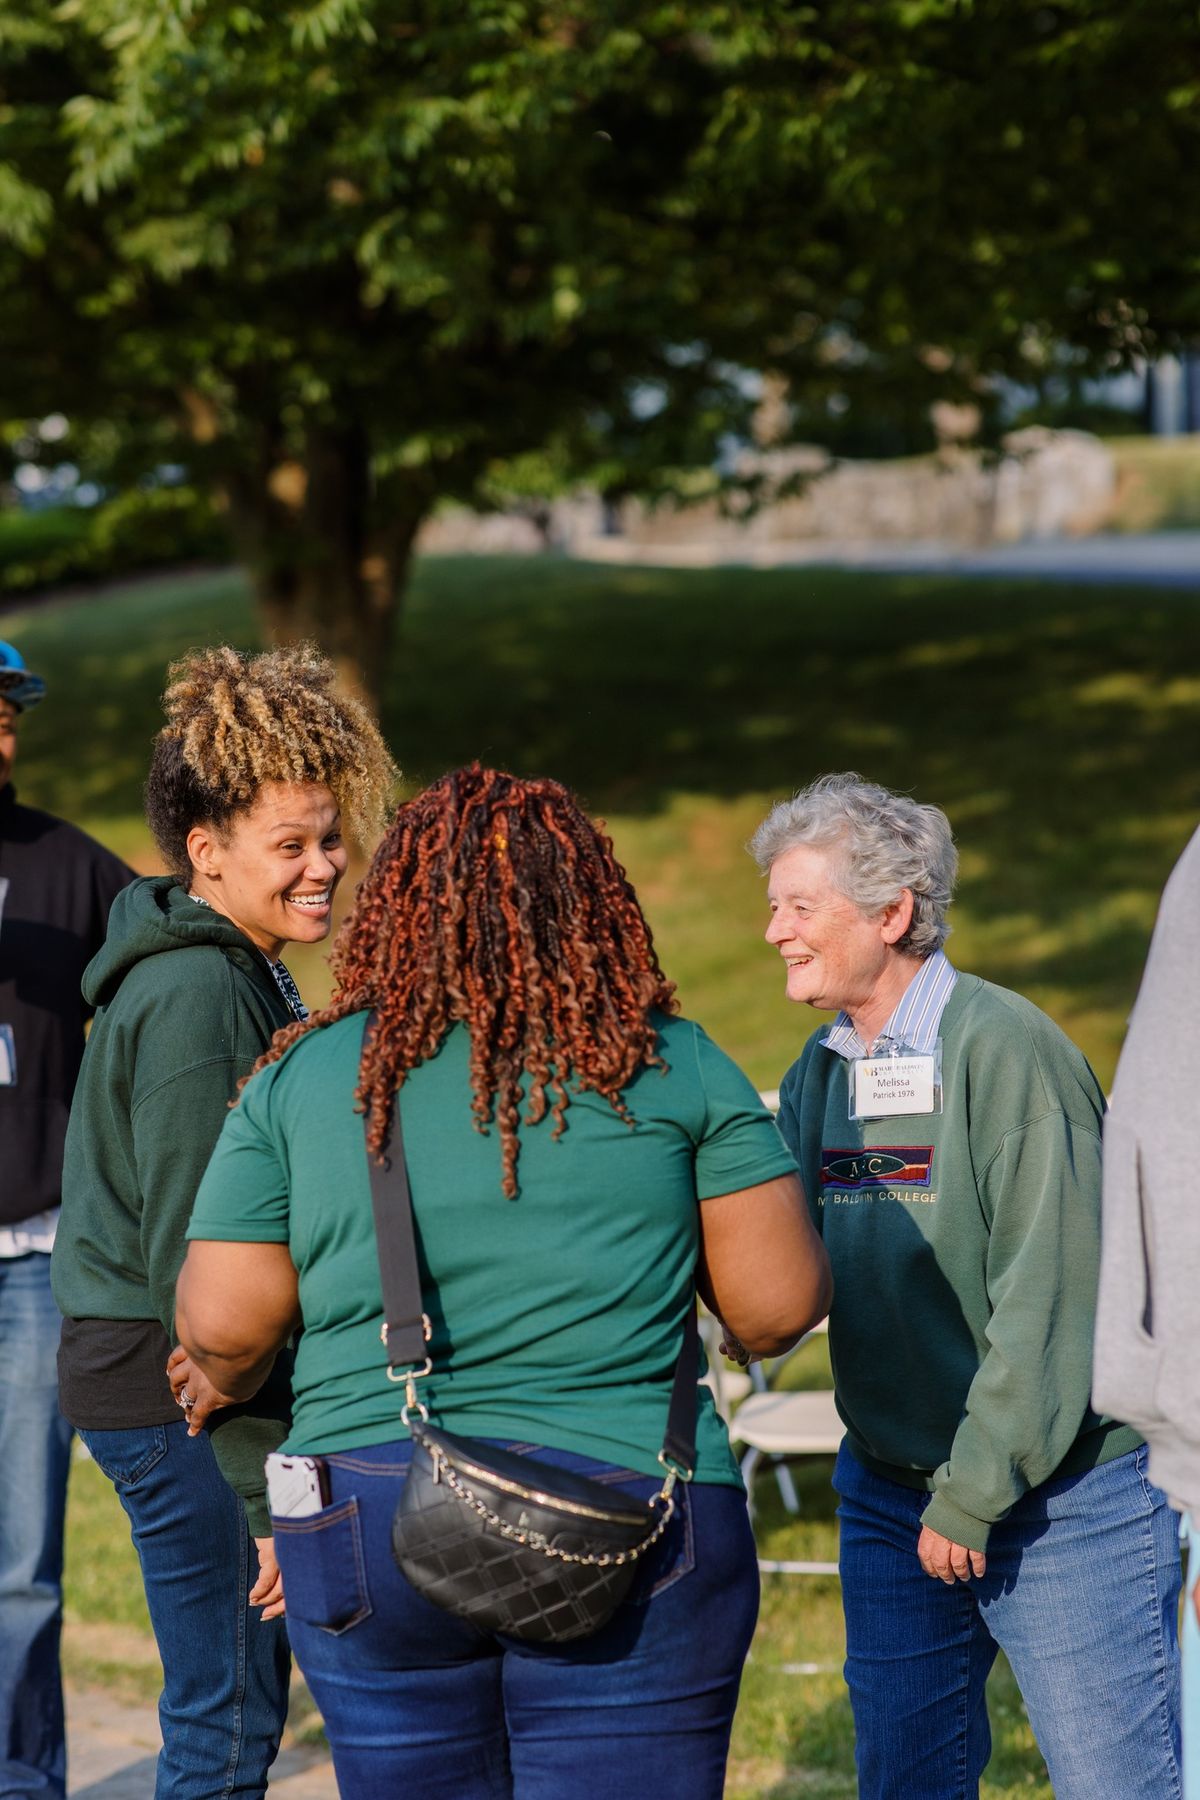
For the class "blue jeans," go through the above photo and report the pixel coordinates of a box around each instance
[0,1254,73,1800]
[78,1419,290,1799]
[835,1443,1182,1799]
[273,1439,760,1799]
[1183,1516,1200,1799]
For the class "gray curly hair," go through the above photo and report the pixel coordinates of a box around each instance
[748,773,958,958]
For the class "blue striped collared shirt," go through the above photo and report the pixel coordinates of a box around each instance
[820,948,958,1061]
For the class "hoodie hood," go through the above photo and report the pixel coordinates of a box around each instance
[83,876,266,1008]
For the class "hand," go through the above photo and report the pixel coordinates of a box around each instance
[166,1346,241,1437]
[251,1536,286,1621]
[917,1524,986,1584]
[717,1322,759,1368]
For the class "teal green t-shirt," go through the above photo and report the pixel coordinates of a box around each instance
[187,1010,797,1485]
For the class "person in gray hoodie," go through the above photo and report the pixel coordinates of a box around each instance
[1094,822,1200,1797]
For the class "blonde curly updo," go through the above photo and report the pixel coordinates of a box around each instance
[145,643,398,879]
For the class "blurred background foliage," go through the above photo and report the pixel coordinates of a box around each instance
[2,1,1200,694]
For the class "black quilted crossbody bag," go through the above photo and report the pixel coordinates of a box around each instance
[364,1076,699,1645]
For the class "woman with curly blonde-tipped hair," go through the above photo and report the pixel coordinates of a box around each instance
[51,643,396,1800]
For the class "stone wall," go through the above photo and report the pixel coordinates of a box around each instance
[415,429,1117,559]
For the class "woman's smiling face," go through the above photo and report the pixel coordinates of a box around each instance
[764,842,894,1016]
[187,781,348,959]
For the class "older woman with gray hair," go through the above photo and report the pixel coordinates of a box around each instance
[752,773,1180,1800]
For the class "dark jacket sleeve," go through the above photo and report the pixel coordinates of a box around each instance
[206,1355,294,1538]
[776,1042,821,1232]
[131,1049,290,1534]
[921,1110,1105,1550]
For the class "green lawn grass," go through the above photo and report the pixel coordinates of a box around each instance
[15,551,1196,1792]
[9,555,1200,1086]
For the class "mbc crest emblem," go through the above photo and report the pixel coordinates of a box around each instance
[820,1147,935,1189]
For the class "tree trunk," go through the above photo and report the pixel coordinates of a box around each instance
[223,419,428,709]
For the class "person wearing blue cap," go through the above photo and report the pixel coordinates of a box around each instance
[0,640,133,1799]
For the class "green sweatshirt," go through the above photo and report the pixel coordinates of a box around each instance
[777,972,1140,1551]
[52,877,295,1534]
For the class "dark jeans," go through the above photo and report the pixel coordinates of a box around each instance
[274,1438,760,1799]
[835,1442,1182,1800]
[0,1254,73,1800]
[78,1419,290,1800]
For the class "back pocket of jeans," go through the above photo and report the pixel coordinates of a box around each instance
[80,1425,168,1488]
[273,1497,372,1634]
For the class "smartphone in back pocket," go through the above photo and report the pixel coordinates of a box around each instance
[265,1452,330,1518]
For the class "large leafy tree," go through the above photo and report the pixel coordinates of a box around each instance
[1,1,1198,691]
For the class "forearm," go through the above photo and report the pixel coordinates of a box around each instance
[175,1288,288,1399]
[188,1345,278,1400]
[697,1175,832,1354]
[925,1115,1104,1549]
[175,1238,300,1396]
[922,1374,1075,1551]
[923,1293,1100,1549]
[695,1266,813,1357]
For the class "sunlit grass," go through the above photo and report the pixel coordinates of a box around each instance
[62,1450,160,1705]
[63,1451,151,1632]
[10,555,1198,1087]
[16,552,1200,1790]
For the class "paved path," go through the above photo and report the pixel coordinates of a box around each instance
[67,1688,337,1798]
[825,530,1200,585]
[579,529,1200,585]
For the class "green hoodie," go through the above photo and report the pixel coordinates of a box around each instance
[52,876,295,1533]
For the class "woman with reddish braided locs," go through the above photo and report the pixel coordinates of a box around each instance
[262,768,676,1194]
[177,766,831,1800]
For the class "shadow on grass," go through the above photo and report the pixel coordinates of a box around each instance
[392,563,1198,1046]
[8,555,1200,1047]
[388,560,1200,1055]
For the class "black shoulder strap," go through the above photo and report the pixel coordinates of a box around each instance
[363,1043,429,1375]
[662,1304,701,1476]
[362,1011,699,1473]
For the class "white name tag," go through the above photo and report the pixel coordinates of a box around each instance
[850,1046,941,1119]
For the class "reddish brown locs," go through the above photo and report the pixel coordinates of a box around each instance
[250,765,678,1197]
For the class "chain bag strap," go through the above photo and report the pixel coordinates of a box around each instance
[364,1016,699,1644]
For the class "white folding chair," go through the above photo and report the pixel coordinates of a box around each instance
[728,1320,842,1575]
